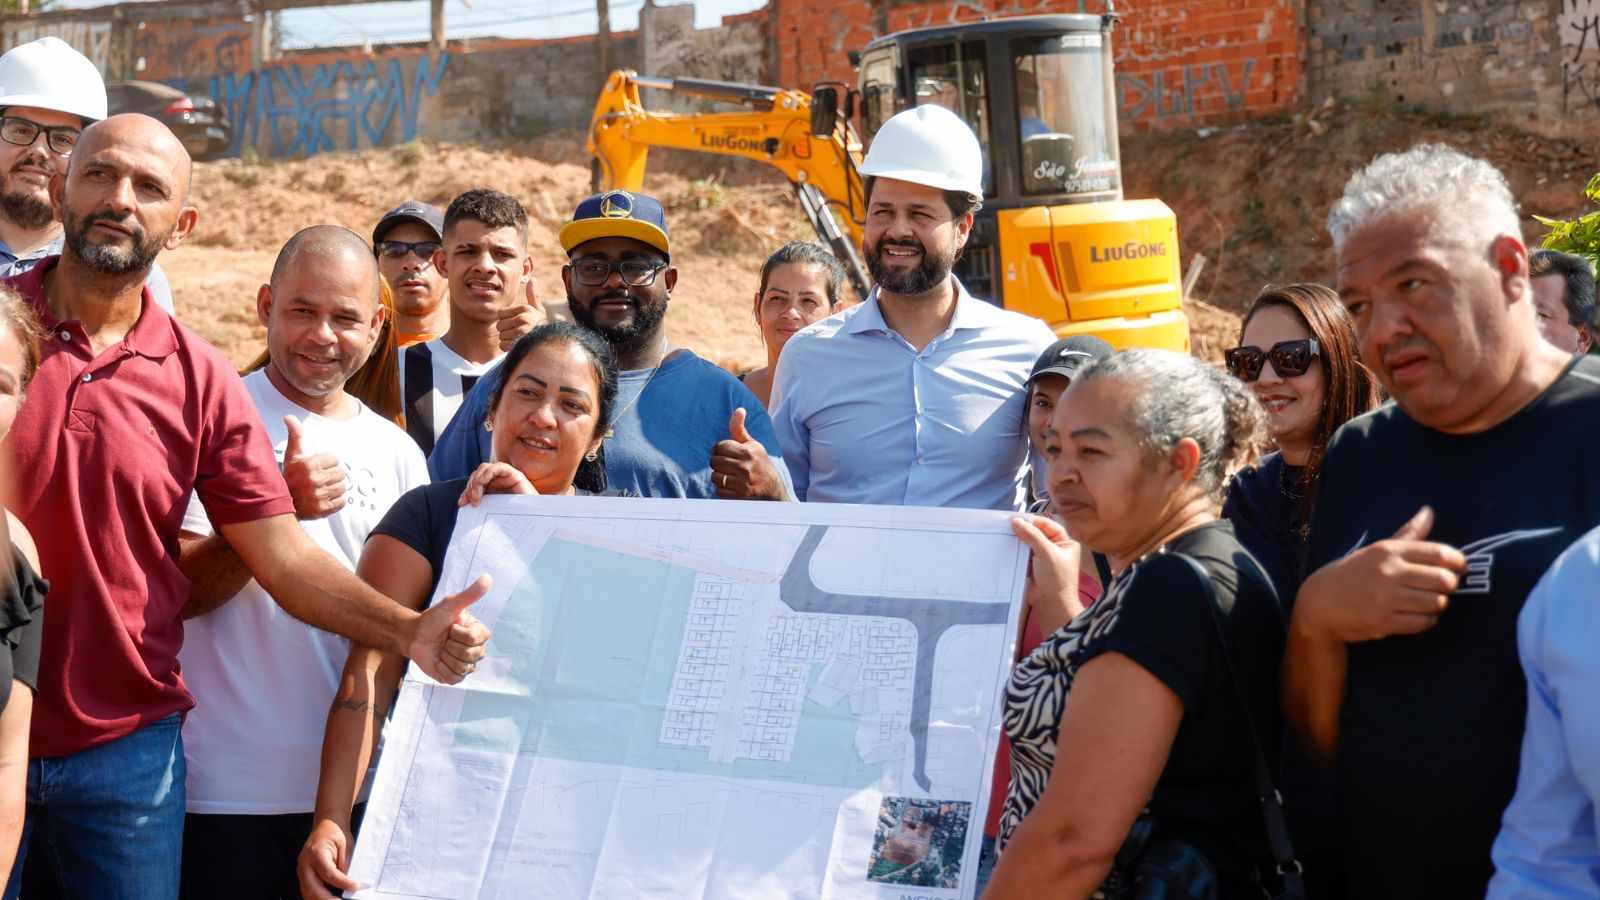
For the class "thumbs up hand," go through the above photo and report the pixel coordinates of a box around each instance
[410,573,494,684]
[710,407,786,501]
[282,415,348,520]
[496,276,546,352]
[1291,506,1468,645]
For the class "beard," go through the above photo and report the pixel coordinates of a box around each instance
[0,152,59,230]
[569,287,668,344]
[0,188,52,230]
[63,208,166,276]
[866,233,959,296]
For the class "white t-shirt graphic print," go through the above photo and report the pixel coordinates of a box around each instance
[178,369,429,814]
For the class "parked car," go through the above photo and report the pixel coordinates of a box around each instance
[105,80,232,161]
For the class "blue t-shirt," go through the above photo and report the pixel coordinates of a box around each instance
[428,349,790,499]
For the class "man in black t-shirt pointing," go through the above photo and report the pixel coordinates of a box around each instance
[1282,143,1600,900]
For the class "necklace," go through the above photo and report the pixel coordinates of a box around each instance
[604,360,664,439]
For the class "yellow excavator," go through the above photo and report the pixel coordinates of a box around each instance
[587,13,1188,350]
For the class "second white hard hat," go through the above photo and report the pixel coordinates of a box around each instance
[0,37,107,123]
[858,104,983,198]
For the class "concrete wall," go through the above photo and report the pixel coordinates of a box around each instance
[188,31,650,158]
[1304,0,1582,135]
[133,16,255,83]
[7,0,1598,155]
[0,0,760,159]
[640,3,770,111]
[772,0,1303,131]
[1562,0,1600,122]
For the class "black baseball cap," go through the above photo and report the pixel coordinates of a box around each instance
[1028,335,1114,384]
[372,200,444,244]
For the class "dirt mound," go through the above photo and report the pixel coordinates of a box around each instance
[167,140,812,370]
[166,107,1593,372]
[1120,101,1595,314]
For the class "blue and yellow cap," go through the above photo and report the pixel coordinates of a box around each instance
[559,190,671,258]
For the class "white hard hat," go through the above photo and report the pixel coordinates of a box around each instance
[858,104,983,198]
[0,37,107,123]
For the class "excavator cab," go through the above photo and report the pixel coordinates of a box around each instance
[587,13,1188,349]
[840,15,1187,349]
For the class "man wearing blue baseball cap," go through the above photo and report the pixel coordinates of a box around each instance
[429,189,791,500]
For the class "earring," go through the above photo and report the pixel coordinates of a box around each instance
[482,418,493,432]
[585,450,598,462]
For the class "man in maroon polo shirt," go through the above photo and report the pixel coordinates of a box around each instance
[0,115,493,900]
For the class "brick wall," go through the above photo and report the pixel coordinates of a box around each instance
[772,0,1303,131]
[1305,0,1587,136]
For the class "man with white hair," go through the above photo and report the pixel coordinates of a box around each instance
[1282,143,1600,899]
[770,104,1053,510]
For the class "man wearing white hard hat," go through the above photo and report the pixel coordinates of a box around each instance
[769,104,1053,510]
[0,37,175,313]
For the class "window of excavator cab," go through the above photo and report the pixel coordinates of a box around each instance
[907,40,993,197]
[859,51,899,143]
[1016,32,1120,197]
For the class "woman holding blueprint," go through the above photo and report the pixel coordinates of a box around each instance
[296,324,620,900]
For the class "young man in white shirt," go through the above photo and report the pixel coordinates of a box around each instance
[176,226,430,899]
[398,188,538,455]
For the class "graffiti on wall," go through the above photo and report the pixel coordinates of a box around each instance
[0,20,112,73]
[134,19,253,83]
[1118,61,1256,121]
[1562,0,1600,112]
[208,53,449,158]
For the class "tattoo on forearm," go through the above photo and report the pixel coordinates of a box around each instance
[331,697,390,717]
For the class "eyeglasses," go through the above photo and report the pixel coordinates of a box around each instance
[571,258,666,287]
[376,240,441,260]
[0,116,79,155]
[1225,338,1321,382]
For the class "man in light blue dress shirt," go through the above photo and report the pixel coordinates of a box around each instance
[770,104,1053,511]
[1488,524,1600,898]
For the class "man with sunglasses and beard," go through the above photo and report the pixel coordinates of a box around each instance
[429,190,790,500]
[0,37,176,314]
[769,105,1053,510]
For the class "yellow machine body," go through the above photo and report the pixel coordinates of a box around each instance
[996,199,1187,349]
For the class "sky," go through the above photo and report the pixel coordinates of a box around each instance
[57,0,769,49]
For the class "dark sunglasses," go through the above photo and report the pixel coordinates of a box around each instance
[1225,338,1321,382]
[0,116,78,155]
[376,240,441,260]
[571,258,666,287]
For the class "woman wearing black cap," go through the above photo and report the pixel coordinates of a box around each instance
[1022,336,1115,516]
[973,335,1112,894]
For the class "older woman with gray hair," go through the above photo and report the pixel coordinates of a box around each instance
[983,349,1296,900]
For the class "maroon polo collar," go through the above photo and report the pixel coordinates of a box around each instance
[9,255,178,360]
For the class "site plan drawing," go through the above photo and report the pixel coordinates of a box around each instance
[347,496,1028,900]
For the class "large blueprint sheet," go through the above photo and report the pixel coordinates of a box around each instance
[348,496,1027,900]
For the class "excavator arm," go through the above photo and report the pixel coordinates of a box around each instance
[587,69,872,298]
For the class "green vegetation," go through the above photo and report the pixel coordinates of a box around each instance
[1535,173,1600,271]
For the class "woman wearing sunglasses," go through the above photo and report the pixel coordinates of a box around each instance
[1221,283,1377,900]
[1221,284,1379,604]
